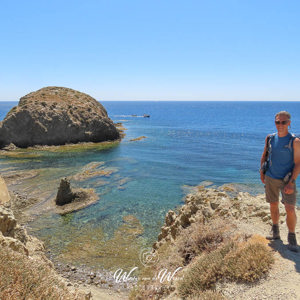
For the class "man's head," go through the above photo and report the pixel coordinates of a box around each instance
[275,111,291,136]
[275,111,291,121]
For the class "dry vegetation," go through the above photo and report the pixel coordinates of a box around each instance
[130,219,274,300]
[0,246,85,300]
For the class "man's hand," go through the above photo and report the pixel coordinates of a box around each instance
[260,171,265,184]
[284,181,295,194]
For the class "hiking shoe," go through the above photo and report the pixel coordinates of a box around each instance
[266,224,280,240]
[287,232,299,252]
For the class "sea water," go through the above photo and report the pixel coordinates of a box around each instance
[0,101,299,269]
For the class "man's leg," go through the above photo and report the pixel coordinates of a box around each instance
[266,202,280,240]
[265,175,281,240]
[270,202,280,225]
[282,189,298,252]
[285,203,297,233]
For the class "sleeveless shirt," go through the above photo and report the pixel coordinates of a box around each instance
[266,132,294,179]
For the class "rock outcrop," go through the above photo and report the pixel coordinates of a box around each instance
[0,175,10,204]
[0,204,89,299]
[0,206,29,255]
[55,177,99,215]
[0,86,120,148]
[56,178,75,206]
[153,186,272,249]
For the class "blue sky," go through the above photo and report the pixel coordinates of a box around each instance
[0,0,299,101]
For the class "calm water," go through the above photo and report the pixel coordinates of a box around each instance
[0,101,299,269]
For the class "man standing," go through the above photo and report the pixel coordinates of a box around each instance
[260,111,300,252]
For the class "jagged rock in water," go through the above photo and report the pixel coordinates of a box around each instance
[56,178,75,206]
[0,86,120,148]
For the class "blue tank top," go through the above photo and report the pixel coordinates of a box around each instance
[266,133,294,179]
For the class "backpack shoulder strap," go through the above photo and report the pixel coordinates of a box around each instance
[267,133,276,146]
[265,133,276,161]
[288,133,297,151]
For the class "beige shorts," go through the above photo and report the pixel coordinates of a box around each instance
[265,175,297,206]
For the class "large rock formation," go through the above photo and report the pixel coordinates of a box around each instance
[0,86,120,148]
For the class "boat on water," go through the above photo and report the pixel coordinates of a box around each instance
[143,114,150,118]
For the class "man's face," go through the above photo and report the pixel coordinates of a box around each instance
[275,114,290,134]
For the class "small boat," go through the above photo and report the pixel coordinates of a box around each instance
[143,114,150,118]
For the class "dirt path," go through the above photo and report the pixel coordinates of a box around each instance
[78,285,129,300]
[217,206,300,299]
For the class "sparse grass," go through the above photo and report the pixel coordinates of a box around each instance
[223,235,274,283]
[177,242,235,297]
[129,219,233,299]
[0,245,85,300]
[130,219,274,300]
[176,219,233,265]
[178,235,274,298]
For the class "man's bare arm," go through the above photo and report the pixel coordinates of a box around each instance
[260,136,269,184]
[291,138,300,181]
[284,138,300,194]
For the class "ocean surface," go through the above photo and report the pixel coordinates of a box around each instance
[0,101,299,270]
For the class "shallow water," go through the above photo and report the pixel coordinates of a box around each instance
[1,101,299,270]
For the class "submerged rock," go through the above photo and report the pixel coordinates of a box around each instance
[0,86,120,148]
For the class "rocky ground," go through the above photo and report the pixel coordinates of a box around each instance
[157,184,300,300]
[219,205,300,299]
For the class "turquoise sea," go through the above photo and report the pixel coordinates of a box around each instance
[0,101,299,269]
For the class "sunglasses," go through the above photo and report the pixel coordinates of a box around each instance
[275,120,289,125]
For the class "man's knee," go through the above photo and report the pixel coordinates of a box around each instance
[270,202,279,210]
[285,203,296,214]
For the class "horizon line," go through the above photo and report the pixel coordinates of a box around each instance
[0,99,299,102]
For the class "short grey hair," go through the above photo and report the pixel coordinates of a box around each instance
[275,111,291,120]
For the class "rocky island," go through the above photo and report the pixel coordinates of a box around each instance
[0,86,120,148]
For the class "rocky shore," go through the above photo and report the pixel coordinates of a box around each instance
[2,171,300,299]
[0,176,130,299]
[143,184,300,300]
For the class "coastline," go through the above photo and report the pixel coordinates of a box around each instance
[0,175,131,299]
[1,117,300,298]
[2,172,300,299]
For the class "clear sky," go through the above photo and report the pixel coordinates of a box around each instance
[0,0,299,101]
